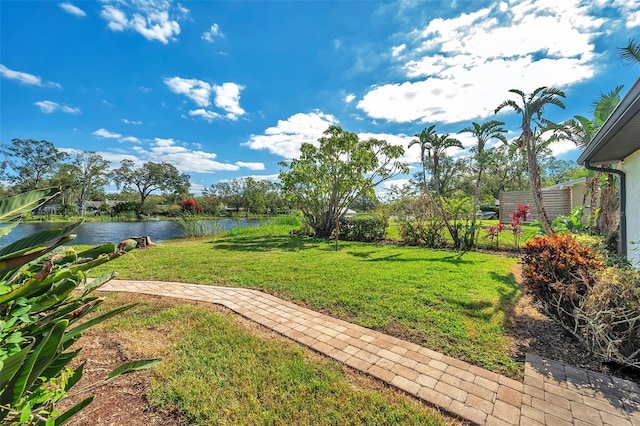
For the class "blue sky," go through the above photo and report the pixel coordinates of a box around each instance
[1,0,638,194]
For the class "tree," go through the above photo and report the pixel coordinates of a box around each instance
[483,144,529,199]
[69,152,110,215]
[459,120,508,246]
[560,86,623,235]
[279,125,408,237]
[51,151,110,216]
[111,160,190,214]
[495,87,566,234]
[408,125,437,191]
[618,38,640,66]
[0,138,68,191]
[207,179,247,213]
[424,133,463,197]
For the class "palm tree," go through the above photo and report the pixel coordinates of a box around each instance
[618,38,640,66]
[460,120,508,246]
[426,133,463,197]
[408,125,437,191]
[495,87,566,234]
[562,86,623,234]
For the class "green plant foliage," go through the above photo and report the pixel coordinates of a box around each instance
[338,216,387,242]
[0,189,159,425]
[177,213,224,238]
[551,206,590,234]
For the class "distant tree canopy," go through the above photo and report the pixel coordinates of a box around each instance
[206,177,285,215]
[0,139,68,191]
[112,160,190,213]
[279,125,408,237]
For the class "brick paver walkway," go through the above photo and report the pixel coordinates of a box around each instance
[98,280,640,425]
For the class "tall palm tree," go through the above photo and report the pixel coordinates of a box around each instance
[562,86,623,234]
[460,120,508,246]
[495,87,566,234]
[618,38,640,66]
[426,133,463,197]
[408,125,437,191]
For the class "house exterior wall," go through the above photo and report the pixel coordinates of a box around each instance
[570,182,586,212]
[625,149,640,267]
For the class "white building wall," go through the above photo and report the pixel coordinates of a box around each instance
[625,149,640,268]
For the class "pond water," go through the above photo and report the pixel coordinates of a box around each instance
[0,218,264,247]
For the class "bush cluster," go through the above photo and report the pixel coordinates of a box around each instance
[522,234,603,326]
[522,233,640,369]
[338,216,387,242]
[180,198,202,214]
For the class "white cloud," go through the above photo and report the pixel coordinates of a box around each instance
[133,138,240,173]
[550,139,580,157]
[243,111,339,159]
[202,23,223,43]
[59,2,86,17]
[189,109,221,122]
[356,131,419,164]
[358,0,607,124]
[165,77,246,121]
[164,76,212,107]
[95,151,140,166]
[235,161,265,170]
[122,118,142,125]
[93,128,122,139]
[93,128,142,143]
[34,100,81,114]
[212,82,245,120]
[100,1,187,44]
[391,43,406,57]
[120,136,140,143]
[345,93,356,103]
[0,64,62,88]
[628,9,640,28]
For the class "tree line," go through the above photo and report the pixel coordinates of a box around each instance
[0,140,289,217]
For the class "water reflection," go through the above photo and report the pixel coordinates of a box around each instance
[0,218,262,247]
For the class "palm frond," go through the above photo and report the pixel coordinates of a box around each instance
[618,38,640,66]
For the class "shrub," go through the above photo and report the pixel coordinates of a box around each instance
[395,196,446,247]
[110,201,141,216]
[338,216,387,242]
[521,234,640,370]
[0,189,158,424]
[580,267,640,368]
[181,198,202,214]
[521,234,604,327]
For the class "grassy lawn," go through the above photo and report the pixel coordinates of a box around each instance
[94,294,449,425]
[91,222,522,377]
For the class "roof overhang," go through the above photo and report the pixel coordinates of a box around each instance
[577,78,640,166]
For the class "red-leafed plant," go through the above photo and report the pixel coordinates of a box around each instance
[521,233,603,327]
[181,198,202,214]
[486,223,505,249]
[510,203,530,248]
